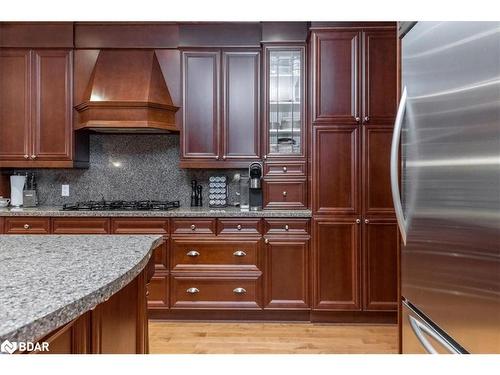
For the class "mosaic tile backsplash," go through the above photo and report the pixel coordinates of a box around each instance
[9,134,244,207]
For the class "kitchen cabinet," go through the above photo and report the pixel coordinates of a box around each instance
[263,177,307,209]
[312,217,361,310]
[180,49,261,168]
[362,217,398,311]
[310,25,398,315]
[311,28,397,126]
[312,125,360,215]
[0,49,75,168]
[263,236,310,309]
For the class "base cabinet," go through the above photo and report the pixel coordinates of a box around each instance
[264,236,310,309]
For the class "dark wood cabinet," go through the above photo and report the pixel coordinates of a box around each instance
[181,49,261,168]
[0,49,31,162]
[312,125,359,215]
[181,51,220,162]
[0,48,74,168]
[33,49,72,161]
[361,30,397,125]
[362,125,395,216]
[264,236,310,309]
[311,30,360,125]
[263,177,307,210]
[312,217,361,310]
[222,50,260,160]
[362,218,398,311]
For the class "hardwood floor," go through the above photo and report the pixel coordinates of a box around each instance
[149,321,398,354]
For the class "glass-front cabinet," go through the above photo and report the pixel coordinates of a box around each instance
[264,45,305,159]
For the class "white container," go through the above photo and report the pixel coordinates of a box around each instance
[10,175,26,207]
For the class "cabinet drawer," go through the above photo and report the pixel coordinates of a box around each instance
[170,275,261,309]
[264,219,310,235]
[111,218,169,235]
[263,179,307,209]
[217,218,261,235]
[264,161,306,177]
[147,274,169,309]
[4,217,50,234]
[172,218,216,235]
[52,218,110,234]
[171,239,259,271]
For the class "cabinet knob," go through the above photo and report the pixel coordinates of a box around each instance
[186,250,200,257]
[24,155,29,159]
[263,155,267,160]
[237,224,242,231]
[264,238,269,244]
[282,191,287,197]
[233,250,246,257]
[222,155,227,160]
[30,155,36,160]
[355,219,361,224]
[364,116,369,123]
[190,224,196,231]
[283,166,287,172]
[186,287,200,294]
[215,156,220,160]
[284,224,289,231]
[364,219,370,224]
[233,287,247,295]
[24,224,30,229]
[355,117,360,123]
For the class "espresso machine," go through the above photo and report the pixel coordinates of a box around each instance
[248,162,263,210]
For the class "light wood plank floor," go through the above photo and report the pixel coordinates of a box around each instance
[149,322,398,354]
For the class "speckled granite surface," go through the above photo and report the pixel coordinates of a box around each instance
[0,235,162,343]
[0,206,312,218]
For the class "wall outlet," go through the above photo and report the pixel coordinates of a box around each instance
[61,184,70,197]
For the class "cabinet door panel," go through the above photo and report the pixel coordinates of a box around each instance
[264,237,310,309]
[222,51,260,160]
[362,30,397,125]
[33,49,72,160]
[0,49,31,160]
[312,30,360,124]
[313,218,360,310]
[363,218,398,311]
[312,125,359,215]
[182,51,219,160]
[362,125,395,215]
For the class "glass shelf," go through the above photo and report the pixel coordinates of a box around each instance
[267,48,303,156]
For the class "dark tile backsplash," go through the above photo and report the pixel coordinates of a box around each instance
[8,134,244,207]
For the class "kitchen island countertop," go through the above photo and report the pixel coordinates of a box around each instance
[0,206,312,218]
[0,235,162,343]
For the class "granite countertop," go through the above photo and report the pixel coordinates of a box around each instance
[0,206,312,218]
[0,235,163,343]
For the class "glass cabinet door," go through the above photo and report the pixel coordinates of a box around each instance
[265,46,305,158]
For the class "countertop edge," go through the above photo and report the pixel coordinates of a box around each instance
[1,236,163,344]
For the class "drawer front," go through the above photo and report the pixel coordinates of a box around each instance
[4,217,50,234]
[170,275,261,309]
[172,218,216,235]
[147,274,169,308]
[264,219,310,235]
[263,179,307,209]
[217,218,262,235]
[171,239,259,271]
[52,218,110,234]
[111,218,169,235]
[264,161,306,177]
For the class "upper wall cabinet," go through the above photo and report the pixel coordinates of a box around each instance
[0,49,81,168]
[180,49,261,168]
[263,45,305,159]
[312,28,397,125]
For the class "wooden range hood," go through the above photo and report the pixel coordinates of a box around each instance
[75,50,179,133]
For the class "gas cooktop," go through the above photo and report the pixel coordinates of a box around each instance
[61,200,180,211]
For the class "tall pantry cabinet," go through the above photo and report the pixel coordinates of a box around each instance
[310,25,399,319]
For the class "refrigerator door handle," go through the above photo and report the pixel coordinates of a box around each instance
[390,86,408,244]
[408,315,460,354]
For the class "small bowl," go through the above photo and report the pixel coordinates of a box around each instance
[0,197,10,208]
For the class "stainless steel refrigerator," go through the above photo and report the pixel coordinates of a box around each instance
[393,21,500,354]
